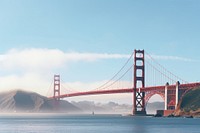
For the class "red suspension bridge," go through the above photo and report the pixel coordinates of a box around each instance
[48,49,200,115]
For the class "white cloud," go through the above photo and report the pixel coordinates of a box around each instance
[0,48,196,72]
[0,48,65,71]
[0,48,129,71]
[0,73,50,95]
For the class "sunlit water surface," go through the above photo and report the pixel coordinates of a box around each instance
[0,114,199,133]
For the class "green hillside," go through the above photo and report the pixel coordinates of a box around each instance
[175,87,200,116]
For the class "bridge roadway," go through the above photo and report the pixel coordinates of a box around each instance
[51,82,200,99]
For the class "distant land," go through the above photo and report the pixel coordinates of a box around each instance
[175,87,200,117]
[0,90,164,114]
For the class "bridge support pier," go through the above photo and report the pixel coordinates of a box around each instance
[164,82,169,110]
[175,81,180,109]
[163,81,180,116]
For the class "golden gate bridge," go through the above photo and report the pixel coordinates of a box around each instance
[47,49,200,116]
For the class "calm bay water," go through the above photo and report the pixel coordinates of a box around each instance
[0,114,199,133]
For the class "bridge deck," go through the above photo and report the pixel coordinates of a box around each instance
[50,82,200,99]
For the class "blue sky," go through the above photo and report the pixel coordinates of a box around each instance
[0,0,200,104]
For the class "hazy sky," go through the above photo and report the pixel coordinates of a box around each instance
[0,0,200,104]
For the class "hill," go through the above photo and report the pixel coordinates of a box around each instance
[0,90,81,113]
[175,87,200,116]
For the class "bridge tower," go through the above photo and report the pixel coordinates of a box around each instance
[133,49,146,115]
[54,75,60,100]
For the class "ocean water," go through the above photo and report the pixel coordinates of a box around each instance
[0,114,199,133]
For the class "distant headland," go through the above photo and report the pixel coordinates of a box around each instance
[174,87,200,117]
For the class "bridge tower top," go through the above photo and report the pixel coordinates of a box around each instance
[134,49,145,88]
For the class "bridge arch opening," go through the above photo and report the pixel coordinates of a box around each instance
[146,94,164,114]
